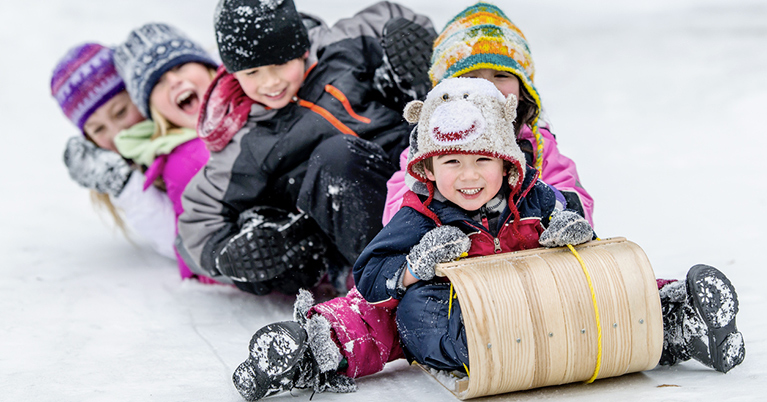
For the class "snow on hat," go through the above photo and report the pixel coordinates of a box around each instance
[214,0,310,73]
[51,43,126,131]
[113,23,217,118]
[403,77,526,203]
[428,2,545,172]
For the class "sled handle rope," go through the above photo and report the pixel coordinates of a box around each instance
[567,243,603,383]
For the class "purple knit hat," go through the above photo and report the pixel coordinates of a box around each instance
[51,43,126,131]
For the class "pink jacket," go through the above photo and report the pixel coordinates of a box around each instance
[381,125,595,226]
[144,137,211,280]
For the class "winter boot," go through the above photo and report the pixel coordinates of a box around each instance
[216,206,328,286]
[233,292,356,401]
[374,17,437,111]
[659,265,745,373]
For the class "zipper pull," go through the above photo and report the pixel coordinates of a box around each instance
[494,237,501,253]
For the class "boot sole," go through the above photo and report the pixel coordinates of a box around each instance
[686,264,745,373]
[381,17,437,93]
[238,321,310,400]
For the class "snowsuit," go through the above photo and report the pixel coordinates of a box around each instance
[176,2,434,286]
[115,121,213,281]
[110,170,177,260]
[382,124,594,226]
[354,166,557,371]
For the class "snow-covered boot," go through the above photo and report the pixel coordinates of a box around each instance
[216,206,328,286]
[233,293,356,401]
[374,17,437,111]
[659,265,745,373]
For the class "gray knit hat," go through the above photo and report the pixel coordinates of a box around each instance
[403,77,526,198]
[113,23,217,118]
[214,0,310,73]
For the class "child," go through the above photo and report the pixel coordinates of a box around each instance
[382,2,594,226]
[111,23,220,283]
[234,78,744,401]
[176,0,437,295]
[52,42,177,260]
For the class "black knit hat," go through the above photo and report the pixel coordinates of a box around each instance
[214,0,310,73]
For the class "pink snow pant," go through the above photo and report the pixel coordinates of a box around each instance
[309,280,674,379]
[307,286,404,378]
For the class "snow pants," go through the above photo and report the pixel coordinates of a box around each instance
[297,135,398,268]
[308,287,405,378]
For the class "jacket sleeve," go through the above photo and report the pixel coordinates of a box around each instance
[381,147,409,226]
[353,207,434,304]
[110,170,177,260]
[176,128,266,281]
[532,126,595,226]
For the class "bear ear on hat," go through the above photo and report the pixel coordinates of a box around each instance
[403,100,424,124]
[504,93,518,123]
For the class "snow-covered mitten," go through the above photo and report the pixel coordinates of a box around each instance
[63,136,131,197]
[216,206,328,286]
[373,17,437,112]
[539,209,593,248]
[659,265,745,373]
[407,225,471,281]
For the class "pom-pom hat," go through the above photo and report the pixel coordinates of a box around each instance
[51,43,125,131]
[214,0,310,73]
[113,23,217,118]
[403,77,526,203]
[428,2,545,172]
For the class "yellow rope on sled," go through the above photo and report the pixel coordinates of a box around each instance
[567,243,603,384]
[448,283,454,319]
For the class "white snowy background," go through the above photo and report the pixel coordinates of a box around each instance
[1,0,765,400]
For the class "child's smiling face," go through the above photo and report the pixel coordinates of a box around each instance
[425,153,506,212]
[83,90,144,152]
[149,62,213,129]
[233,55,307,110]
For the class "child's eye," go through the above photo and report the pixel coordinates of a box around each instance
[91,126,104,136]
[114,107,127,118]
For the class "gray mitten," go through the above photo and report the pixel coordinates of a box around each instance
[539,209,593,248]
[63,136,131,197]
[406,225,471,281]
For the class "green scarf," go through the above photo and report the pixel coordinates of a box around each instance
[114,120,198,166]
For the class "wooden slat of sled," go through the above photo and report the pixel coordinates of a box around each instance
[434,237,662,400]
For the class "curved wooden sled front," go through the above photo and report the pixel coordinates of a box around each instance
[431,237,663,399]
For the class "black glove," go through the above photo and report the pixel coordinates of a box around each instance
[216,206,328,291]
[406,225,471,281]
[539,209,594,248]
[373,17,437,112]
[62,136,131,197]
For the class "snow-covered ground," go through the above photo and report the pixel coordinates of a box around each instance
[1,0,765,400]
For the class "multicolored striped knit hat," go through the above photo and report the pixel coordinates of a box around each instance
[429,2,544,172]
[51,43,126,131]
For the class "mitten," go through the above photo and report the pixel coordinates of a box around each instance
[406,225,471,281]
[539,209,593,248]
[63,136,131,197]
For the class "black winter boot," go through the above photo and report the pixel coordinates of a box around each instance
[233,307,356,400]
[659,265,745,373]
[216,206,328,289]
[374,17,437,112]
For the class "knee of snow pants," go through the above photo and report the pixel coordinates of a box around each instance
[297,135,396,266]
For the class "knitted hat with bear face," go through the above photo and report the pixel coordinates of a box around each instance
[403,77,527,204]
[51,43,125,131]
[214,0,310,73]
[428,2,544,172]
[113,23,218,118]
